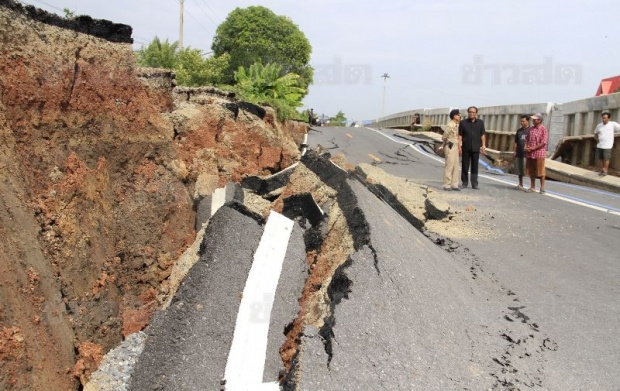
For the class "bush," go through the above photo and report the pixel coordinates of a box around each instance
[421,118,433,132]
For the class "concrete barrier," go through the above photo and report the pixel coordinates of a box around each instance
[371,94,620,173]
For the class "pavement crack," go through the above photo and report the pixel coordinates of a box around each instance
[369,244,380,275]
[507,306,532,327]
[278,151,375,387]
[378,148,418,164]
[318,257,353,368]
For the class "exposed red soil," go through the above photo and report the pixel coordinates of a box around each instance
[0,4,306,389]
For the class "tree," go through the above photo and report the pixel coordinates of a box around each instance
[135,37,178,69]
[234,62,307,121]
[135,38,230,87]
[329,111,347,127]
[177,51,230,87]
[63,8,75,19]
[212,6,313,92]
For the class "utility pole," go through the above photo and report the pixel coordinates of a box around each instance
[380,73,390,118]
[179,0,184,50]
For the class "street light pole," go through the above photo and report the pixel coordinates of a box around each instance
[380,73,390,118]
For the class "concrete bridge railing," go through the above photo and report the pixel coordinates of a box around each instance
[371,94,620,172]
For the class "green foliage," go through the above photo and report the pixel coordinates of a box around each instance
[63,8,75,19]
[135,38,230,87]
[135,37,178,69]
[421,118,433,132]
[212,6,313,92]
[329,111,347,127]
[177,51,230,87]
[234,62,307,121]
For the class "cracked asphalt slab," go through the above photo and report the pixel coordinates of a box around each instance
[306,126,620,389]
[129,205,264,390]
[295,179,554,390]
[129,204,307,390]
[123,129,620,390]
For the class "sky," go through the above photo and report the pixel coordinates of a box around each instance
[18,0,620,122]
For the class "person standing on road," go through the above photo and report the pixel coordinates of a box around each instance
[524,113,548,194]
[458,106,486,189]
[411,113,421,130]
[594,112,620,176]
[513,115,530,190]
[442,109,461,191]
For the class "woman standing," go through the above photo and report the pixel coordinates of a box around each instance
[442,109,461,191]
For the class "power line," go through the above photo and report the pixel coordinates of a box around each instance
[134,35,152,43]
[190,0,219,28]
[197,0,223,23]
[173,0,214,40]
[18,0,65,14]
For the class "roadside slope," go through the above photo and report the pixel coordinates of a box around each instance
[0,1,305,388]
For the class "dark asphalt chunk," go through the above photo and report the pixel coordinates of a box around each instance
[195,183,244,230]
[241,164,298,195]
[301,150,370,251]
[263,222,307,382]
[129,205,264,390]
[281,193,325,227]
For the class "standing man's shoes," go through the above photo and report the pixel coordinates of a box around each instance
[472,185,479,190]
[451,187,461,191]
[459,184,467,189]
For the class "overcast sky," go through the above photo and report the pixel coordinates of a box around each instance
[20,0,620,122]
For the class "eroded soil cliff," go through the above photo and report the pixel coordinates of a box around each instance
[0,1,305,388]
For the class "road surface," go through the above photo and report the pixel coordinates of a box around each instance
[129,126,620,390]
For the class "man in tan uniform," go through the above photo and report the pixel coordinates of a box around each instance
[442,108,461,190]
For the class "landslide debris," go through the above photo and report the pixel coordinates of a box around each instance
[0,1,305,389]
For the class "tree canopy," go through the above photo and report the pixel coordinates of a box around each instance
[134,5,315,121]
[135,37,230,87]
[136,37,178,69]
[212,6,313,91]
[329,111,347,127]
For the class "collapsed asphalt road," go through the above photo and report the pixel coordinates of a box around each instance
[307,126,620,390]
[115,148,566,390]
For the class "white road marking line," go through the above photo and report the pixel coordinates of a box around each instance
[223,211,294,391]
[211,187,227,216]
[368,153,381,162]
[362,127,620,217]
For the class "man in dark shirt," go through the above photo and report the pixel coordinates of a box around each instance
[458,106,486,189]
[513,115,530,190]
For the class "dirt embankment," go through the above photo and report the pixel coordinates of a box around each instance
[0,1,305,389]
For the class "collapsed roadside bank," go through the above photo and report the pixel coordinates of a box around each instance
[0,1,304,388]
[88,148,555,390]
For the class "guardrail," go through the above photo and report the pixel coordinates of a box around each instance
[371,94,620,173]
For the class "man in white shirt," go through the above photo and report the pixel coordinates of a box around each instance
[594,112,620,176]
